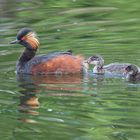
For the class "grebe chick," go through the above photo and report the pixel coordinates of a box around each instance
[87,55,131,75]
[125,65,140,82]
[11,28,84,75]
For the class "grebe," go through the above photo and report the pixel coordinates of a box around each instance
[125,64,140,82]
[10,28,84,75]
[87,55,132,75]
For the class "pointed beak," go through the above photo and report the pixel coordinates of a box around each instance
[10,39,20,44]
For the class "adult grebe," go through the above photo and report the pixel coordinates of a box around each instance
[10,28,84,75]
[125,64,140,82]
[87,55,132,75]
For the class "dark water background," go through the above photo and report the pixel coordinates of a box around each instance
[0,0,140,140]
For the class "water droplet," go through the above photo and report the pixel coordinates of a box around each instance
[74,22,78,25]
[48,108,53,112]
[57,29,60,32]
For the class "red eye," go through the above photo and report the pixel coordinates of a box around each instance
[21,36,26,40]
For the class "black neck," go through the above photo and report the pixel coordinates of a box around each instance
[18,40,37,64]
[19,48,36,64]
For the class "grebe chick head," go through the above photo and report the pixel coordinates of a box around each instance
[10,28,39,50]
[87,55,104,66]
[125,65,138,76]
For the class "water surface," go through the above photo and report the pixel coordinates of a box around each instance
[0,0,140,140]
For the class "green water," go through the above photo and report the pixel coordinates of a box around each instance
[0,0,140,140]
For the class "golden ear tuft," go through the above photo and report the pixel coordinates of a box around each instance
[24,32,39,50]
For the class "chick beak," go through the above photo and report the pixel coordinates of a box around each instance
[10,39,20,44]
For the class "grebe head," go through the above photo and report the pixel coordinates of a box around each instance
[125,65,138,76]
[87,55,104,66]
[10,28,39,50]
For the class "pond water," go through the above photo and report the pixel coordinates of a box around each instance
[0,0,140,140]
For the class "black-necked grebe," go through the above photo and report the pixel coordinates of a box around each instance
[87,55,131,75]
[125,64,140,82]
[11,28,84,75]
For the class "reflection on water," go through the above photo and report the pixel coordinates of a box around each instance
[0,0,140,139]
[17,74,96,124]
[17,74,40,123]
[15,73,140,140]
[17,73,97,99]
